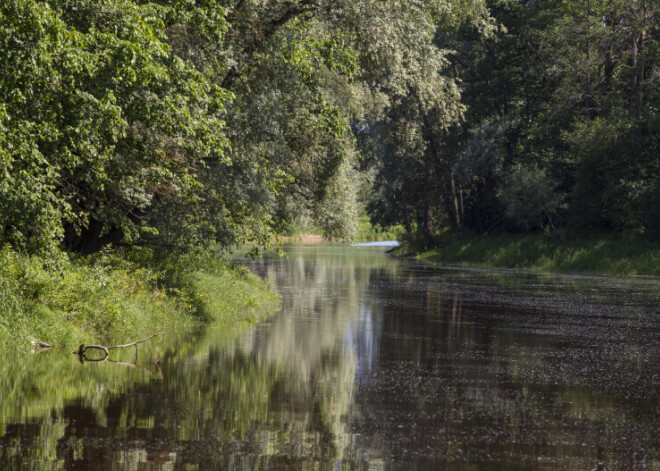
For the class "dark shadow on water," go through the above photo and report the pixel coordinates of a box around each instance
[1,246,658,470]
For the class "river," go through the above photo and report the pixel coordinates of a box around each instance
[1,245,659,470]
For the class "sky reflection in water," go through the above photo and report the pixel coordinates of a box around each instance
[1,245,659,470]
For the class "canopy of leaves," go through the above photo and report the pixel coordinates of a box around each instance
[0,0,231,253]
[1,0,492,253]
[365,0,660,239]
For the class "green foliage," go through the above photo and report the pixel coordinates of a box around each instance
[0,246,280,352]
[0,246,181,349]
[0,0,500,253]
[153,247,280,323]
[566,113,656,231]
[356,217,402,243]
[455,117,518,183]
[222,16,360,242]
[365,0,660,242]
[0,0,232,253]
[10,0,656,273]
[497,163,564,231]
[414,232,660,276]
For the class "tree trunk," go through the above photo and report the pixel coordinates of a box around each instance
[450,174,462,231]
[425,206,434,236]
[63,220,123,254]
[630,4,648,121]
[629,4,648,158]
[459,186,465,231]
[585,0,592,110]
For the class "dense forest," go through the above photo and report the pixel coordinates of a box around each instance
[367,0,660,242]
[1,0,658,256]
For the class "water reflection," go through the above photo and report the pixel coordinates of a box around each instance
[1,245,659,470]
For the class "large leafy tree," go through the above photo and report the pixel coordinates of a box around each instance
[216,0,482,241]
[0,0,231,253]
[363,0,497,237]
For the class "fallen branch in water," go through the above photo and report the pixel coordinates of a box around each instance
[75,343,164,378]
[75,332,164,360]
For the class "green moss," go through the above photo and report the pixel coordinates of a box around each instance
[0,247,280,352]
[411,232,660,276]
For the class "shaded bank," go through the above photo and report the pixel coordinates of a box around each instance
[0,248,280,353]
[406,232,660,276]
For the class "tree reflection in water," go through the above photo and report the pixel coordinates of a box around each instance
[1,246,659,470]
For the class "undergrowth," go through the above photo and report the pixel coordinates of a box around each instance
[155,249,280,324]
[0,246,280,352]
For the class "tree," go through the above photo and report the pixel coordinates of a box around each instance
[0,0,516,254]
[362,0,497,237]
[364,0,659,240]
[497,163,564,231]
[0,0,232,253]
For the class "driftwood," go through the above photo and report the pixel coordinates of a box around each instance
[75,332,164,361]
[76,343,164,378]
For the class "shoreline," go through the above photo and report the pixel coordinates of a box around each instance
[402,232,660,277]
[0,248,281,353]
[277,234,327,244]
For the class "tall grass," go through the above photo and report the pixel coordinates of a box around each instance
[409,231,660,276]
[0,247,280,352]
[155,249,280,324]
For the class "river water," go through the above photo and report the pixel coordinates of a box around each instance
[1,245,659,470]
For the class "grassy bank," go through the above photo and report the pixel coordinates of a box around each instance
[408,232,660,276]
[0,247,280,352]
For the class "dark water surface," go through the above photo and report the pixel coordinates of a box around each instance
[1,245,659,470]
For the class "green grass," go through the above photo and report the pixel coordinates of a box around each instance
[356,217,402,242]
[0,247,280,352]
[156,249,280,325]
[408,231,660,276]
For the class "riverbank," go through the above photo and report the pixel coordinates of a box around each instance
[279,218,402,245]
[0,248,280,353]
[278,233,327,244]
[406,232,660,276]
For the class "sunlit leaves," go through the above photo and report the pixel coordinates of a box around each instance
[0,0,495,252]
[0,0,231,252]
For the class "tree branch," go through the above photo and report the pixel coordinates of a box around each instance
[221,0,319,89]
[75,332,164,361]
